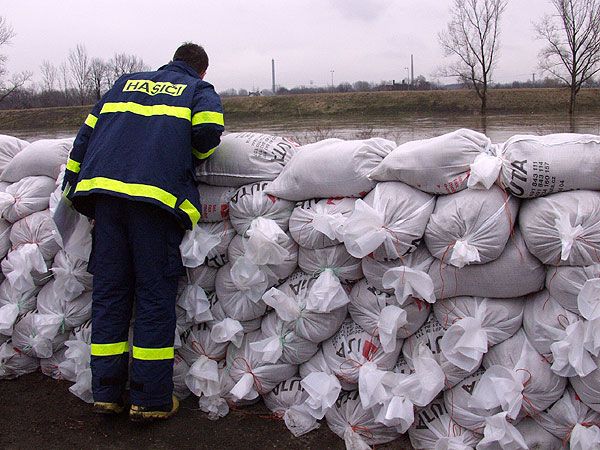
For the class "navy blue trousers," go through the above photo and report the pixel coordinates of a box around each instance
[89,195,184,407]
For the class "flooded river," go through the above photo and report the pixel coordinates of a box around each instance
[7,111,600,144]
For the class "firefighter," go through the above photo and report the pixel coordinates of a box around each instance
[62,42,224,421]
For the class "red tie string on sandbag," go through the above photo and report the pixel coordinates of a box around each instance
[232,356,264,395]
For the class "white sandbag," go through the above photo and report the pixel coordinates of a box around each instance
[425,186,519,267]
[522,291,594,377]
[325,389,402,449]
[499,133,600,198]
[443,367,490,432]
[408,397,481,449]
[546,264,600,316]
[343,182,435,260]
[229,181,295,235]
[348,279,429,347]
[299,348,335,379]
[180,220,235,268]
[321,318,401,389]
[0,176,56,223]
[266,138,395,201]
[289,197,356,249]
[0,134,28,175]
[533,388,600,446]
[250,312,318,364]
[571,351,600,413]
[369,128,491,195]
[2,245,50,292]
[11,311,69,358]
[178,322,229,365]
[58,321,92,382]
[298,245,363,284]
[1,138,72,182]
[434,296,524,372]
[197,184,236,222]
[402,314,473,389]
[263,377,320,437]
[362,244,434,295]
[196,132,299,187]
[225,331,297,401]
[472,329,566,420]
[10,210,61,261]
[299,371,342,421]
[184,265,217,292]
[519,190,600,266]
[36,281,92,332]
[429,230,545,299]
[0,281,40,336]
[514,418,562,450]
[40,346,67,379]
[0,218,11,260]
[215,263,268,322]
[176,277,213,325]
[50,250,93,302]
[263,271,347,343]
[0,340,39,379]
[571,424,600,450]
[173,352,191,400]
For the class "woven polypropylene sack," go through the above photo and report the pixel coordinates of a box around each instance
[1,138,72,183]
[197,184,236,223]
[0,135,28,176]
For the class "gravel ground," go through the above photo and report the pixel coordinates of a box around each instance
[0,372,412,449]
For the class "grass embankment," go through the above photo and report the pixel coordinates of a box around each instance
[0,88,598,131]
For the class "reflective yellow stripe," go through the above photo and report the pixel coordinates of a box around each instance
[179,199,200,226]
[192,146,218,160]
[66,158,81,173]
[132,346,174,360]
[191,111,224,126]
[84,114,98,129]
[91,341,129,356]
[74,177,200,226]
[100,102,191,121]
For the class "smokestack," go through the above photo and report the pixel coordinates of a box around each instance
[272,59,276,94]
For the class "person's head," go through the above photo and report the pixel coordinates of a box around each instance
[173,42,209,78]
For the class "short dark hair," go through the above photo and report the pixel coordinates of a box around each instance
[173,42,209,74]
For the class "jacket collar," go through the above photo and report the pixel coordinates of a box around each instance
[158,60,200,78]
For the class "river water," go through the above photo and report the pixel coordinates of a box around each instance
[7,111,600,144]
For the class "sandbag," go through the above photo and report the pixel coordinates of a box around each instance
[11,311,69,358]
[10,210,61,261]
[325,389,402,449]
[429,230,545,299]
[228,182,295,235]
[348,279,429,347]
[343,181,435,260]
[321,318,401,389]
[0,281,40,336]
[178,322,229,364]
[298,245,363,284]
[299,348,335,379]
[425,186,519,267]
[369,128,491,194]
[262,271,347,343]
[519,190,600,266]
[443,367,490,432]
[0,176,56,223]
[434,296,524,372]
[266,138,395,201]
[184,265,218,292]
[225,331,297,401]
[40,346,67,380]
[0,340,39,379]
[570,354,600,414]
[197,184,236,222]
[0,134,28,175]
[173,352,191,400]
[196,132,299,187]
[402,314,473,389]
[499,133,600,198]
[288,197,355,249]
[36,282,92,332]
[50,250,93,302]
[215,263,269,322]
[515,418,562,450]
[0,218,11,260]
[546,264,600,315]
[408,397,481,449]
[1,138,72,182]
[180,220,235,269]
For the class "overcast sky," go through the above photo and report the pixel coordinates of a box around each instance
[2,0,556,92]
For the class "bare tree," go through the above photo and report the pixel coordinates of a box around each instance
[0,16,15,81]
[535,0,600,114]
[89,58,108,100]
[108,53,149,85]
[439,0,508,113]
[68,43,91,105]
[0,16,31,103]
[40,60,58,92]
[59,61,70,101]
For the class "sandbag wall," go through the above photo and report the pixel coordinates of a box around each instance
[2,130,600,449]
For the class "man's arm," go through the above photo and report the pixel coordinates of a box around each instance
[190,84,224,163]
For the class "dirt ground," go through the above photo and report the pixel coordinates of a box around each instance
[0,372,412,449]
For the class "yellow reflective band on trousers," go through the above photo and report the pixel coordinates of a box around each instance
[132,346,174,361]
[91,341,129,356]
[66,158,81,173]
[74,177,200,226]
[100,102,192,121]
[192,145,217,160]
[84,114,98,129]
[191,111,224,126]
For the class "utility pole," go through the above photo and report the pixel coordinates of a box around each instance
[411,54,414,85]
[532,73,535,84]
[330,70,335,91]
[272,59,276,94]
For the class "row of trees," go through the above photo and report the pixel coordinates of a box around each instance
[441,0,600,113]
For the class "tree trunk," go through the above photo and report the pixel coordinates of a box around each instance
[480,86,487,114]
[569,86,576,115]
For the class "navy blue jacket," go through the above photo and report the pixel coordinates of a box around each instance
[63,60,224,229]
